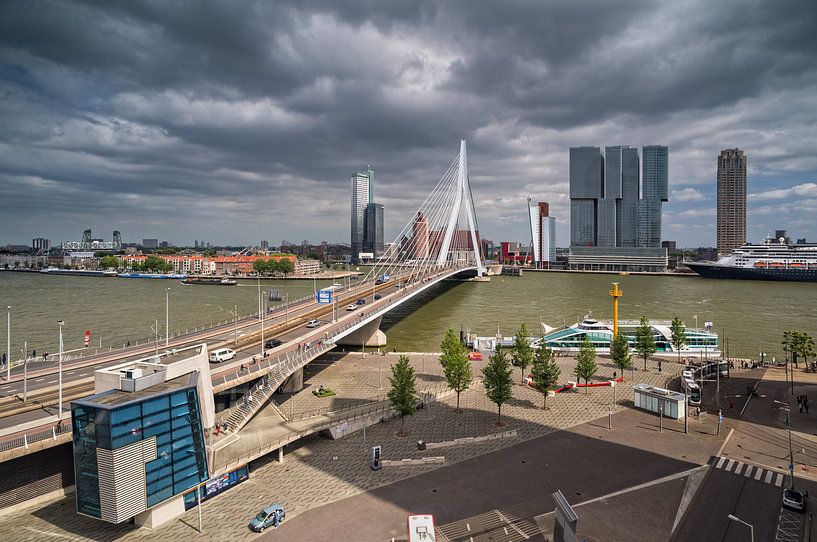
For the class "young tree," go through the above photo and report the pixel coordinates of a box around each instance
[98,255,119,269]
[439,329,472,412]
[512,323,535,384]
[483,346,514,425]
[530,341,560,409]
[669,317,687,363]
[574,335,597,394]
[634,316,656,371]
[387,355,417,437]
[610,331,632,378]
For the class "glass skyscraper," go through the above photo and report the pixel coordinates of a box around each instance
[569,145,669,271]
[364,202,384,257]
[350,167,373,263]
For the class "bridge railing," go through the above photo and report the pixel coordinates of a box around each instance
[0,422,72,453]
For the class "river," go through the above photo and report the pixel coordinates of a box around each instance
[0,270,815,360]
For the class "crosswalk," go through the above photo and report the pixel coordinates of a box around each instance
[710,456,786,487]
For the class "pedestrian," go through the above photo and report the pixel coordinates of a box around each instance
[32,349,36,359]
[126,340,130,347]
[799,394,804,413]
[1,353,5,366]
[613,371,617,380]
[806,398,811,415]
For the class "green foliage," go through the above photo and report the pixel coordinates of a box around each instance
[98,255,119,269]
[482,346,514,425]
[611,331,633,377]
[530,341,560,409]
[387,355,417,436]
[634,316,657,371]
[142,255,173,273]
[512,323,535,384]
[439,329,472,411]
[784,331,817,367]
[574,336,597,394]
[669,317,686,363]
[277,258,295,275]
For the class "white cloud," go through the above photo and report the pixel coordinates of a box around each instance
[749,182,817,201]
[671,187,705,202]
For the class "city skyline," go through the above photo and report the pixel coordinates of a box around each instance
[1,1,817,247]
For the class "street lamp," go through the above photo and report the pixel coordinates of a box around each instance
[165,288,171,346]
[261,291,266,357]
[151,320,159,356]
[727,514,754,542]
[57,320,64,418]
[230,305,238,345]
[6,305,10,381]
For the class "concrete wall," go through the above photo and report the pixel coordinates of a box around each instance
[134,494,186,529]
[335,316,387,347]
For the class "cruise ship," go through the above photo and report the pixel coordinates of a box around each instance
[686,236,817,282]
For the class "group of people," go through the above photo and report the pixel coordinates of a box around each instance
[798,393,811,414]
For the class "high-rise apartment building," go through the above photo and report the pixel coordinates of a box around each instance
[528,200,556,268]
[350,167,373,263]
[412,211,429,259]
[364,203,384,257]
[716,148,747,256]
[569,145,668,272]
[32,237,51,251]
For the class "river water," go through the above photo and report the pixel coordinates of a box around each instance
[0,270,815,360]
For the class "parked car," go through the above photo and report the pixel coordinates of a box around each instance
[249,504,286,532]
[305,319,321,328]
[374,294,382,300]
[356,298,366,305]
[208,348,236,363]
[346,304,358,311]
[265,338,283,349]
[783,487,808,512]
[468,352,484,361]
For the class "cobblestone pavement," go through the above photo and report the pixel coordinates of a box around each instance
[0,353,678,541]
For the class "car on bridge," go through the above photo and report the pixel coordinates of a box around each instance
[265,338,283,349]
[374,294,382,300]
[356,298,366,305]
[209,348,236,363]
[346,304,358,311]
[306,319,321,328]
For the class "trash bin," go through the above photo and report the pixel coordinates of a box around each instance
[417,440,426,451]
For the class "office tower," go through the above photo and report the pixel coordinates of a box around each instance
[260,240,269,251]
[569,145,668,272]
[32,237,51,251]
[142,239,158,249]
[717,148,747,256]
[639,145,669,248]
[364,203,384,257]
[412,211,429,259]
[350,166,374,263]
[528,200,556,268]
[569,147,603,247]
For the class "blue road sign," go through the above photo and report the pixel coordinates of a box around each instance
[317,290,332,304]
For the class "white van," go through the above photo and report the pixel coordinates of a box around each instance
[209,348,236,363]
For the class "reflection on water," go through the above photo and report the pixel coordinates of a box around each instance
[1,271,815,359]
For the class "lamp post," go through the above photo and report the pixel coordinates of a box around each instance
[21,341,28,403]
[693,314,698,330]
[230,305,238,345]
[6,305,10,381]
[165,288,171,346]
[151,320,159,356]
[261,291,266,357]
[727,514,754,542]
[57,320,64,418]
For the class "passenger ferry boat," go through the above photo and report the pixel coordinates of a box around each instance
[39,267,117,277]
[685,235,817,282]
[469,317,719,356]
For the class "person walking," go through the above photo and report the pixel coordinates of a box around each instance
[806,398,811,415]
[799,394,804,413]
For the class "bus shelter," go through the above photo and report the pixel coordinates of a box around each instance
[633,384,686,420]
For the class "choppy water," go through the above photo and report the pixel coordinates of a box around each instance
[1,270,815,360]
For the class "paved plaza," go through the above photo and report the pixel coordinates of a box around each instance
[0,351,684,541]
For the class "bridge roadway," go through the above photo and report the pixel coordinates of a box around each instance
[0,266,475,454]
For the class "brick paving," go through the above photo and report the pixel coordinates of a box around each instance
[0,352,678,541]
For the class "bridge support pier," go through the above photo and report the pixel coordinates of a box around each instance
[278,446,284,464]
[336,316,387,348]
[281,367,304,393]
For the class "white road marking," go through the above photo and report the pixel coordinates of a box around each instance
[716,457,726,469]
[775,473,784,487]
[765,471,774,484]
[34,378,45,382]
[744,465,754,477]
[725,459,735,472]
[734,462,744,475]
[755,469,763,481]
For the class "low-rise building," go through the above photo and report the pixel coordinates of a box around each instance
[295,259,321,274]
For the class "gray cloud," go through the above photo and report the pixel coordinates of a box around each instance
[1,0,817,248]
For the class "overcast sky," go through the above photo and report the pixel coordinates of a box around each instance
[2,0,816,248]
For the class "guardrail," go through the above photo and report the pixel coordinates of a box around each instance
[0,422,72,453]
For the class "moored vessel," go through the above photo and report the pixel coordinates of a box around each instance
[180,277,237,286]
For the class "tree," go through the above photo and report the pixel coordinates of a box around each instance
[511,323,535,384]
[482,346,513,425]
[530,341,560,409]
[143,255,172,273]
[574,336,597,394]
[669,317,687,363]
[98,255,119,269]
[253,259,268,275]
[634,316,656,371]
[388,355,417,436]
[610,331,632,378]
[277,258,295,275]
[439,329,472,412]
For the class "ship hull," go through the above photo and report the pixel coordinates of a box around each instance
[686,262,817,282]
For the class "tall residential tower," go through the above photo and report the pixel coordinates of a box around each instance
[716,148,747,256]
[350,167,374,263]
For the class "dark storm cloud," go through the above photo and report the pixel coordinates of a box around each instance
[1,0,816,247]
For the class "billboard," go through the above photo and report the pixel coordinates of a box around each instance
[317,289,333,304]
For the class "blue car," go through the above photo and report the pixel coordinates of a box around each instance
[356,298,366,305]
[374,294,382,300]
[249,504,285,532]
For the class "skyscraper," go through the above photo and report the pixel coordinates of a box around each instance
[528,200,556,268]
[412,211,429,259]
[350,167,374,263]
[569,145,668,272]
[364,203,384,257]
[717,148,747,256]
